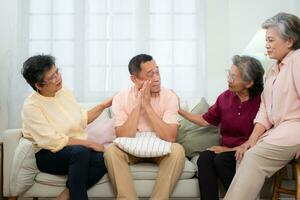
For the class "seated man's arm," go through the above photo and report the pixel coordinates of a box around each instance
[142,85,179,142]
[112,92,141,137]
[144,105,178,142]
[115,104,141,137]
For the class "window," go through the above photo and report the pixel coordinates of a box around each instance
[26,0,206,101]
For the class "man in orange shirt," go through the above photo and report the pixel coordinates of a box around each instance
[104,54,185,200]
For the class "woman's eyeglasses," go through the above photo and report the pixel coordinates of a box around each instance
[226,70,237,82]
[41,68,61,85]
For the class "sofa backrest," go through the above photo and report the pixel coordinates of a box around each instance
[2,129,23,196]
[80,103,112,119]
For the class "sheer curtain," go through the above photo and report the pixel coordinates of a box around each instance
[9,0,206,128]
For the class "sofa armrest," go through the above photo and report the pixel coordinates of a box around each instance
[2,129,22,196]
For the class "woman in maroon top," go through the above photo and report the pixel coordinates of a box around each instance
[179,55,264,200]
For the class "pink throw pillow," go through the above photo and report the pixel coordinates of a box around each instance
[86,118,116,149]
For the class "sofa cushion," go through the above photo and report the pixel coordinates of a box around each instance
[35,173,110,186]
[35,158,196,187]
[128,158,196,180]
[114,132,171,157]
[10,137,39,196]
[86,118,116,148]
[177,98,220,158]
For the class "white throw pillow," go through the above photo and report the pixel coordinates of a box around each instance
[113,132,171,157]
[10,137,39,196]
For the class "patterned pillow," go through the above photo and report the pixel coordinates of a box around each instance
[113,132,171,157]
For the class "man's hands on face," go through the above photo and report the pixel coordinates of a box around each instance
[140,80,151,109]
[135,79,159,110]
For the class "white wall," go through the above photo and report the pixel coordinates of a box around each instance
[228,0,297,57]
[0,0,18,133]
[205,0,300,104]
[205,0,230,104]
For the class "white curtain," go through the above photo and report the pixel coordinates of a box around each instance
[9,0,206,128]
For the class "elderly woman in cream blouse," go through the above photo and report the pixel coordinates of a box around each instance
[21,55,112,200]
[224,12,300,200]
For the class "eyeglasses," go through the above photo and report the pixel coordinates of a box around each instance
[41,68,61,85]
[226,69,237,82]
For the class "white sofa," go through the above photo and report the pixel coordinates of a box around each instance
[2,128,200,199]
[0,100,292,199]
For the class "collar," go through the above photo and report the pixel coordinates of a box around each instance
[272,50,295,73]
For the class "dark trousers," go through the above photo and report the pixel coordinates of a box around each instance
[35,145,107,200]
[197,150,236,200]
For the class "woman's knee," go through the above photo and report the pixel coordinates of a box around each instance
[241,149,256,164]
[235,149,259,173]
[214,152,235,168]
[89,152,107,177]
[197,151,215,167]
[70,145,91,160]
[213,155,226,168]
[90,151,105,167]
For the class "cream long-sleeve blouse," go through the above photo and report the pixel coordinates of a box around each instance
[22,87,88,152]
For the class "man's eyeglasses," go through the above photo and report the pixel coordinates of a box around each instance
[41,68,61,85]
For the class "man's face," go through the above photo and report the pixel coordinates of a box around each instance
[134,60,161,93]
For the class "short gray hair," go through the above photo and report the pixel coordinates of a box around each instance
[262,12,300,50]
[232,55,264,98]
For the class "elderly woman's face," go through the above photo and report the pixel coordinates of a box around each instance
[265,27,293,61]
[37,65,62,96]
[227,65,249,93]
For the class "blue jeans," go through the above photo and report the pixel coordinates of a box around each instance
[35,145,107,200]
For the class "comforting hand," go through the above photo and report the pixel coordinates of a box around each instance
[101,97,113,109]
[207,146,232,154]
[235,140,254,161]
[234,145,247,161]
[235,138,258,161]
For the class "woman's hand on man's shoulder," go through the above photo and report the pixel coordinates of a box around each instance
[101,97,113,109]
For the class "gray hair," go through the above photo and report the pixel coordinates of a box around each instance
[262,12,300,49]
[232,55,264,98]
